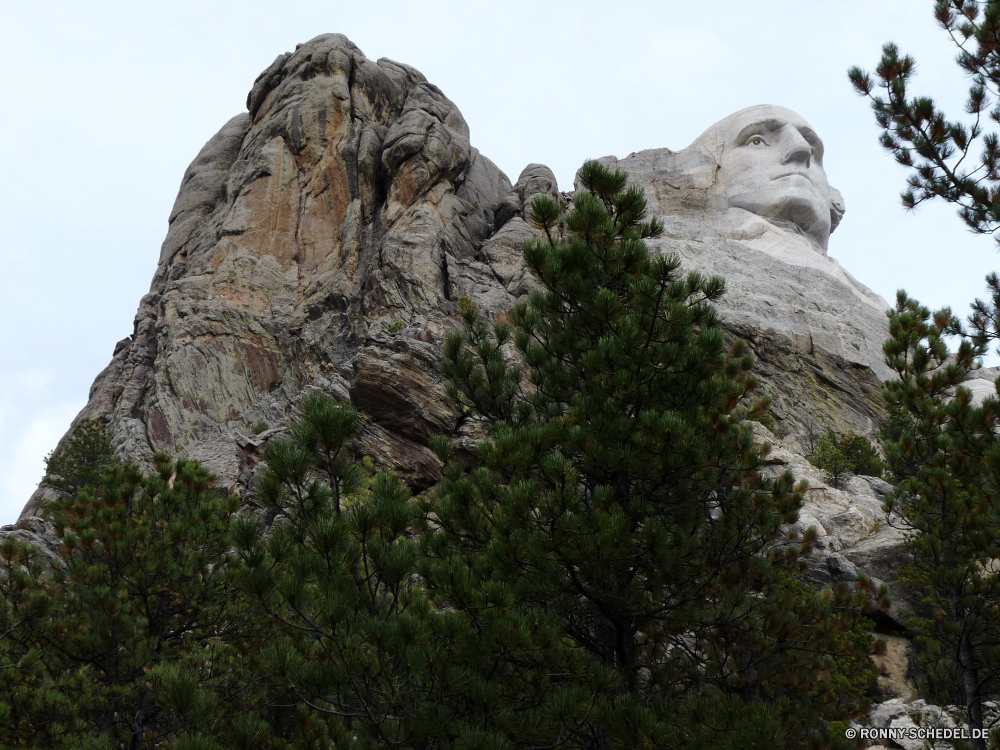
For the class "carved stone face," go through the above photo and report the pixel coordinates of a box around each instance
[701,105,837,250]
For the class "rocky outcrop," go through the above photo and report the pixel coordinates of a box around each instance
[20,41,898,616]
[747,422,914,627]
[8,32,952,721]
[0,517,62,567]
[855,697,999,750]
[586,106,896,441]
[22,34,548,516]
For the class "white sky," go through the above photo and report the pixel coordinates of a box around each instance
[1,0,997,523]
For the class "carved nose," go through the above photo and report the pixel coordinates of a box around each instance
[782,129,812,169]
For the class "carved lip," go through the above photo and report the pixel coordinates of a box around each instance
[772,171,816,183]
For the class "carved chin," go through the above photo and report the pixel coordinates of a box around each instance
[729,190,831,247]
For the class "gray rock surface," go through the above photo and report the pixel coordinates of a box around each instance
[16,35,948,719]
[858,697,998,750]
[0,517,62,567]
[22,33,539,516]
[749,421,914,628]
[593,105,893,387]
[514,163,559,211]
[20,43,901,638]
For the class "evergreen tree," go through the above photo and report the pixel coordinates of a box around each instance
[811,432,885,487]
[852,16,1000,741]
[877,404,918,483]
[234,394,447,747]
[0,456,266,749]
[422,161,878,749]
[0,532,82,747]
[232,391,588,748]
[41,418,115,498]
[880,289,1000,750]
[811,433,854,489]
[849,1,1000,242]
[839,433,886,478]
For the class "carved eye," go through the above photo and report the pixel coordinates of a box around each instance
[746,135,768,147]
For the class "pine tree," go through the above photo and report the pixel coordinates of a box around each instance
[231,392,605,748]
[811,432,885,488]
[877,404,919,483]
[849,1,1000,242]
[812,433,854,489]
[0,456,266,748]
[852,17,1000,742]
[0,532,83,747]
[234,394,443,747]
[41,418,115,498]
[880,289,1000,750]
[422,161,878,749]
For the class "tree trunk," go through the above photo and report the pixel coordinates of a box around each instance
[960,625,986,750]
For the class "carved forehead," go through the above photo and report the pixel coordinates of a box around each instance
[692,104,823,155]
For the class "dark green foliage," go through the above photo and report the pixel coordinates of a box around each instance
[811,433,853,489]
[849,1,1000,243]
[424,160,878,749]
[840,433,886,477]
[853,16,1000,742]
[0,162,888,747]
[0,534,74,747]
[41,418,115,498]
[810,432,885,487]
[235,395,442,747]
[235,392,597,748]
[880,288,1000,748]
[877,404,918,482]
[0,455,265,748]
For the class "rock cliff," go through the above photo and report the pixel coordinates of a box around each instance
[18,37,901,624]
[3,32,947,717]
[22,33,538,516]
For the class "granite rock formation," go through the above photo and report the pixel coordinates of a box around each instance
[18,37,907,632]
[594,105,894,437]
[23,33,544,516]
[5,31,943,714]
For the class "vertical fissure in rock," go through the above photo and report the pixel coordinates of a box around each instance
[346,53,358,123]
[441,243,451,301]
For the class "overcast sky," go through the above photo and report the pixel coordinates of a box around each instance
[1,0,997,523]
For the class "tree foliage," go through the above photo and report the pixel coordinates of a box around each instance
[849,1,1000,242]
[41,418,115,499]
[810,432,885,487]
[877,404,919,483]
[0,162,887,749]
[880,288,1000,749]
[0,456,265,749]
[853,17,1000,741]
[233,394,434,747]
[233,392,599,748]
[422,161,878,749]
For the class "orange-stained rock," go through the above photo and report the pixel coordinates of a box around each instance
[22,34,886,520]
[22,34,523,516]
